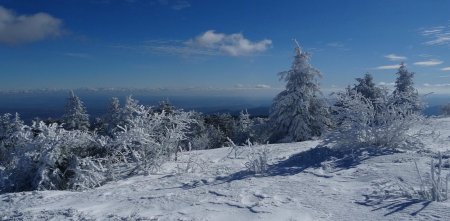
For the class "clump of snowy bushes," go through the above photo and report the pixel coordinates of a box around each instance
[0,94,199,192]
[0,90,267,193]
[0,120,108,192]
[329,63,424,150]
[108,103,195,175]
[331,88,423,150]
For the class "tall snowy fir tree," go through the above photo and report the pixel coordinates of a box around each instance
[62,91,90,131]
[392,62,421,112]
[269,41,330,142]
[353,73,382,103]
[104,97,121,134]
[121,95,141,127]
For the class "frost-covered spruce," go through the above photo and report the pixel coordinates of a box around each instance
[62,91,90,131]
[0,113,25,166]
[121,95,141,127]
[103,97,122,134]
[233,109,253,145]
[353,73,382,103]
[269,41,330,142]
[238,109,252,132]
[0,112,24,141]
[392,62,422,113]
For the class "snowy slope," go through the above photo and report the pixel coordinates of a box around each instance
[1,118,450,221]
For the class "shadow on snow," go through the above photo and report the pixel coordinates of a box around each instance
[216,144,399,183]
[356,197,432,217]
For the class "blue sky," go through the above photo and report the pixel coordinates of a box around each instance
[1,0,450,95]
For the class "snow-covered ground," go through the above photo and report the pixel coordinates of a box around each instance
[1,117,450,221]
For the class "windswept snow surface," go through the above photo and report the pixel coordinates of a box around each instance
[2,117,450,221]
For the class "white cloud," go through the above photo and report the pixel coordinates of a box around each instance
[421,25,450,46]
[115,30,272,57]
[441,67,450,71]
[188,30,272,56]
[427,36,450,45]
[419,83,450,94]
[422,26,444,36]
[232,84,272,90]
[0,6,63,45]
[384,54,407,61]
[194,30,225,48]
[423,83,450,87]
[375,64,401,70]
[378,82,395,86]
[413,59,443,66]
[255,84,271,89]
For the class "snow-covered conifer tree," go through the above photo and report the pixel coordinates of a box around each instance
[0,113,25,164]
[269,41,330,142]
[233,109,253,144]
[238,109,251,131]
[392,63,422,112]
[104,97,121,134]
[0,113,24,141]
[353,73,382,103]
[121,95,141,127]
[156,99,175,114]
[62,91,90,131]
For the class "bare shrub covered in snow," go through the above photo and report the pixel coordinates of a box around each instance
[414,153,450,202]
[175,143,207,174]
[245,143,269,174]
[108,103,195,175]
[225,137,247,159]
[368,153,450,203]
[330,88,423,150]
[0,97,197,192]
[0,121,108,192]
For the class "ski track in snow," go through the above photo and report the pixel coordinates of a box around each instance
[1,117,450,220]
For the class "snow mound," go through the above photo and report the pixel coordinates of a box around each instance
[1,118,450,220]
